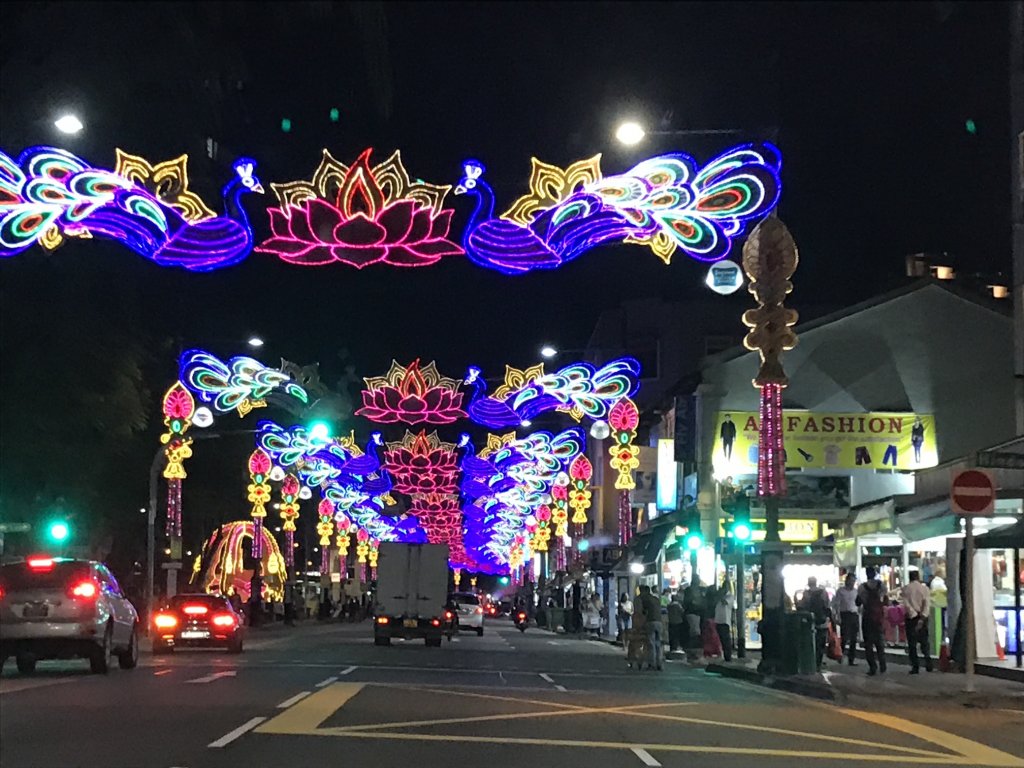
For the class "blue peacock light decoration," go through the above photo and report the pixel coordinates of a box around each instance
[0,146,263,270]
[454,143,782,274]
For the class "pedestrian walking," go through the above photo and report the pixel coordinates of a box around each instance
[638,585,663,671]
[714,584,734,662]
[683,580,703,649]
[901,571,933,674]
[831,573,859,666]
[797,576,830,669]
[667,593,685,651]
[616,592,633,641]
[856,566,888,676]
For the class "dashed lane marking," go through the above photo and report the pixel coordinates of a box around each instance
[315,676,338,688]
[185,671,236,684]
[538,673,554,683]
[207,717,266,748]
[339,665,357,675]
[276,690,312,708]
[554,685,567,692]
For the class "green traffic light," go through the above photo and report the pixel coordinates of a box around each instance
[684,531,703,551]
[281,118,292,133]
[498,576,510,585]
[732,522,752,541]
[329,107,340,122]
[48,521,69,542]
[308,421,331,440]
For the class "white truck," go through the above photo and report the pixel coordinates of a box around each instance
[373,542,450,647]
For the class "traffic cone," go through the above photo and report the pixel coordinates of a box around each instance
[996,641,1006,661]
[938,642,951,672]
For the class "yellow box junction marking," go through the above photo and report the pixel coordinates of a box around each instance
[255,683,1024,766]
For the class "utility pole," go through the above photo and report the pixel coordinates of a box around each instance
[1011,1,1024,435]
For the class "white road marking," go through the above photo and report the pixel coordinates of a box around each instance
[631,747,662,766]
[554,684,568,692]
[539,673,555,683]
[207,716,266,748]
[277,690,313,708]
[154,669,172,676]
[315,676,338,688]
[186,670,237,684]
[339,665,357,675]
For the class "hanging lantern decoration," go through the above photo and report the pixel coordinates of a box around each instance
[533,505,552,552]
[369,538,380,580]
[453,568,462,588]
[278,473,301,567]
[568,454,593,528]
[247,449,272,559]
[160,382,195,539]
[356,528,370,581]
[608,397,640,546]
[334,510,352,561]
[550,483,569,537]
[317,498,335,573]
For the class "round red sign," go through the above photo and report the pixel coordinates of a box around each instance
[951,469,995,515]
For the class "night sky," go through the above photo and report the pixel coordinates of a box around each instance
[0,2,1013,562]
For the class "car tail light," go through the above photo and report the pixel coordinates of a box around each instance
[68,579,99,599]
[154,613,178,629]
[27,556,54,572]
[0,585,5,601]
[376,616,389,625]
[211,613,236,628]
[444,610,453,620]
[431,618,441,627]
[475,606,483,614]
[183,604,209,615]
[518,612,526,620]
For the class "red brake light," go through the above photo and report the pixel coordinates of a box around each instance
[475,606,483,614]
[444,610,453,620]
[0,585,5,601]
[376,616,389,624]
[518,612,526,620]
[69,579,98,599]
[154,613,178,629]
[27,557,54,572]
[183,604,208,615]
[431,618,441,627]
[211,613,236,627]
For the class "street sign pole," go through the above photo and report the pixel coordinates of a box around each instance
[737,545,746,659]
[964,516,975,693]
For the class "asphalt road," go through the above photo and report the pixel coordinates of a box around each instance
[2,619,1023,768]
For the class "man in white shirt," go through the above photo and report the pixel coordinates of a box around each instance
[901,570,933,673]
[831,572,859,666]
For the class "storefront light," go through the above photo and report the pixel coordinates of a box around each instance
[629,561,645,575]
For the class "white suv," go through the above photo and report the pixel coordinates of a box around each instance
[0,556,139,674]
[448,592,484,636]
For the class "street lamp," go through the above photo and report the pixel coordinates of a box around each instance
[247,336,265,348]
[614,120,744,146]
[53,114,83,135]
[615,121,646,146]
[540,345,558,359]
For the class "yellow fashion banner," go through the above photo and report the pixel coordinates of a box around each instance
[713,411,937,474]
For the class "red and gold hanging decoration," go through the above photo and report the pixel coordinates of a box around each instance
[247,449,272,559]
[356,528,370,581]
[160,382,195,538]
[278,473,301,567]
[533,505,552,552]
[369,538,380,580]
[568,454,593,529]
[317,498,335,573]
[609,397,640,546]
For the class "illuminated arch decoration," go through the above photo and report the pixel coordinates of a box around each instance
[356,359,466,424]
[454,143,781,274]
[247,449,272,560]
[194,520,286,602]
[180,349,309,415]
[608,398,640,490]
[383,430,460,495]
[465,357,640,429]
[255,148,463,268]
[0,146,263,270]
[567,454,593,527]
[160,382,194,538]
[278,473,301,567]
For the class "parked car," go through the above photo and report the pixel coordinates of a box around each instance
[447,592,484,636]
[151,593,244,653]
[0,556,139,674]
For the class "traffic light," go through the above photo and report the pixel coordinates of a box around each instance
[329,107,340,123]
[280,118,292,133]
[724,490,752,541]
[498,576,510,586]
[683,513,703,550]
[47,520,70,543]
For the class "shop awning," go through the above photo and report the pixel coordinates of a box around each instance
[974,519,1024,549]
[850,499,896,537]
[897,501,958,543]
[613,519,675,572]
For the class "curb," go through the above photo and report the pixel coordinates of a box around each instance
[707,662,842,702]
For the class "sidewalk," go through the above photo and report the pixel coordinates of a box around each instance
[707,654,1024,708]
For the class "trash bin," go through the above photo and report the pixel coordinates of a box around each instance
[780,611,817,675]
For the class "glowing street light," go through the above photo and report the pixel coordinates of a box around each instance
[247,336,265,348]
[615,121,646,146]
[308,421,331,441]
[53,114,84,135]
[540,345,558,359]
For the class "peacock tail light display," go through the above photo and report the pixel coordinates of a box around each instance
[190,520,287,602]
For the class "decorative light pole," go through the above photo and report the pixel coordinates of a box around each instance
[159,382,195,541]
[246,449,272,618]
[740,217,799,673]
[317,499,335,574]
[278,474,301,568]
[608,398,640,546]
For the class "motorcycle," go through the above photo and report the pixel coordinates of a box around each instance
[514,610,528,633]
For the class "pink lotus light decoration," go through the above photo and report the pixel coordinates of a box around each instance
[162,382,195,421]
[608,398,640,431]
[356,359,466,424]
[383,430,460,495]
[255,148,464,269]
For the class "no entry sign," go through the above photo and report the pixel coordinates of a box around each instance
[951,469,996,516]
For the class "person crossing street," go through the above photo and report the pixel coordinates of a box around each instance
[638,585,663,671]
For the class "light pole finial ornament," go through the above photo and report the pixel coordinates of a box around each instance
[741,217,799,387]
